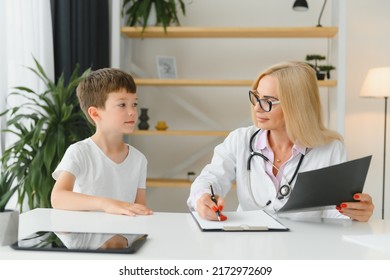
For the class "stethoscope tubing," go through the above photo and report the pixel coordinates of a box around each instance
[247,129,305,201]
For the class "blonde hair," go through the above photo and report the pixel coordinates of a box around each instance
[76,68,137,125]
[251,61,342,147]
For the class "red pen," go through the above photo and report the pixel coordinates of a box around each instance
[210,184,221,221]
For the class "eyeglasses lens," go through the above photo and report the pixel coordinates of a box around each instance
[249,91,271,112]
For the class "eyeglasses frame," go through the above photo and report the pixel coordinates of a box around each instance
[248,90,280,112]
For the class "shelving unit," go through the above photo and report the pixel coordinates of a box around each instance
[134,78,337,87]
[122,26,338,187]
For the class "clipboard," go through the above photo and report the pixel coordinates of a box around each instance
[278,155,372,213]
[191,210,289,232]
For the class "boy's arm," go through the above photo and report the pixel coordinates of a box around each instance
[51,171,152,216]
[134,189,146,206]
[51,171,106,211]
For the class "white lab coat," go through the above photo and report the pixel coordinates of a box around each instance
[187,126,348,219]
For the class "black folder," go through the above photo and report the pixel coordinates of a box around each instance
[278,155,372,213]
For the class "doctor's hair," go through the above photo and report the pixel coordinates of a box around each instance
[76,68,137,125]
[251,61,342,147]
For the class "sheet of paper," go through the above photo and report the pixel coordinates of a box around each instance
[342,234,390,253]
[191,210,288,231]
[279,155,372,213]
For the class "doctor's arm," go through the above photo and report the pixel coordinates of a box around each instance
[188,132,239,220]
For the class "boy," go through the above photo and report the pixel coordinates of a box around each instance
[51,68,153,216]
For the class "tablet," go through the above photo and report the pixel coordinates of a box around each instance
[11,231,148,254]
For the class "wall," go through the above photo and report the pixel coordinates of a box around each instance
[115,0,389,217]
[117,0,336,212]
[344,0,390,219]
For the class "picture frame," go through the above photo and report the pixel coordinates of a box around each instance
[156,56,177,79]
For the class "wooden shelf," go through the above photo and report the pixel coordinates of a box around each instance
[121,26,338,38]
[135,78,337,88]
[147,178,192,188]
[134,78,252,87]
[146,178,236,188]
[132,130,229,137]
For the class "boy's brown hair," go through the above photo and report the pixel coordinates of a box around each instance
[76,68,137,125]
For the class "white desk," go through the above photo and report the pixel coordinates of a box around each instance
[1,208,390,260]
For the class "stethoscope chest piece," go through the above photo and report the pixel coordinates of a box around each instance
[278,184,290,199]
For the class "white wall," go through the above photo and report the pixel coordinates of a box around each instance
[344,0,390,219]
[116,0,389,217]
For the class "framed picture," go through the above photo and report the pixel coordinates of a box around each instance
[156,56,177,79]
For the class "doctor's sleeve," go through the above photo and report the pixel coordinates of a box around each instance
[187,132,239,210]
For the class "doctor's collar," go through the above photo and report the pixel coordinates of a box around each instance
[255,129,307,156]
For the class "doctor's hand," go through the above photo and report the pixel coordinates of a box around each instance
[196,193,227,221]
[336,193,374,222]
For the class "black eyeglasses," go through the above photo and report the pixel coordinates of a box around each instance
[248,90,280,112]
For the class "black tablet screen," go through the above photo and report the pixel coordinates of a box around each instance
[11,231,147,254]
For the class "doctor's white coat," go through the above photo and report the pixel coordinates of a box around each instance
[187,126,348,219]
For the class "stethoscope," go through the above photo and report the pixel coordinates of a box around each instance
[247,129,305,206]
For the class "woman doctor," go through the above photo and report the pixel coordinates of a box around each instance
[187,61,374,222]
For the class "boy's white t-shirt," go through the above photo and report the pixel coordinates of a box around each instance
[52,138,147,203]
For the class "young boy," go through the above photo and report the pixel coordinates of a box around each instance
[51,68,153,216]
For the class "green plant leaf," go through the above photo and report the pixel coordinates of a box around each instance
[43,137,57,172]
[122,0,186,33]
[0,58,93,211]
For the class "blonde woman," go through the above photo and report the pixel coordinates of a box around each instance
[187,61,374,222]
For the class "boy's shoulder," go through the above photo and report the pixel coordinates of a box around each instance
[126,144,147,160]
[67,138,92,150]
[65,139,147,163]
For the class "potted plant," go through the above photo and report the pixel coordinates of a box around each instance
[318,65,336,79]
[305,54,326,80]
[0,57,93,211]
[122,0,186,33]
[0,169,19,245]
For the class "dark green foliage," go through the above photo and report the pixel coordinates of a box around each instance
[0,169,18,212]
[305,54,335,80]
[0,58,93,211]
[305,54,326,69]
[122,0,186,32]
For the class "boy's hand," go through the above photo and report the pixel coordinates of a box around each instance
[103,199,153,216]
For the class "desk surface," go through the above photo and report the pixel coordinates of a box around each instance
[1,208,390,260]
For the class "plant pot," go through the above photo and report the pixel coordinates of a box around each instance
[316,72,326,80]
[0,210,19,246]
